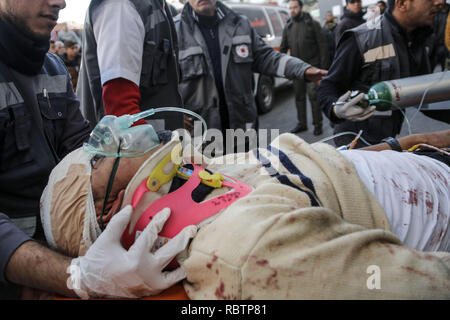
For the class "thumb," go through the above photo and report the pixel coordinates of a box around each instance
[102,205,133,242]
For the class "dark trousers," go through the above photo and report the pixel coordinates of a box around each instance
[293,79,322,128]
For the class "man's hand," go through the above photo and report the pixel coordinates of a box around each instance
[70,205,197,299]
[333,91,376,121]
[304,67,328,85]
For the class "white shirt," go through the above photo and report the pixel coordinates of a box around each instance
[91,0,146,86]
[342,150,450,252]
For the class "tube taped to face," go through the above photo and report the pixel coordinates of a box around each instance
[83,107,207,158]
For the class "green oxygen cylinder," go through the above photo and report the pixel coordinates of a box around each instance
[366,71,450,111]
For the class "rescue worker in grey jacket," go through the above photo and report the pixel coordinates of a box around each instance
[175,0,327,148]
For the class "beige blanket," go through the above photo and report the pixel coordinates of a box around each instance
[182,133,450,299]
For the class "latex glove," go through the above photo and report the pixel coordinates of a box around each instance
[333,91,376,121]
[68,205,197,299]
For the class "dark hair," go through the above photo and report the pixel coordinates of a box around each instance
[377,0,387,6]
[290,0,303,7]
[64,40,77,49]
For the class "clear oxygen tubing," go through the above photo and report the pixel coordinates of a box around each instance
[408,70,449,125]
[117,106,208,150]
[316,131,373,147]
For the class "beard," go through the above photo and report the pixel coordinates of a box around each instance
[0,12,50,43]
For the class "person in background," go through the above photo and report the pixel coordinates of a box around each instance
[280,0,329,136]
[431,0,450,70]
[54,40,65,56]
[49,39,57,54]
[57,22,81,48]
[377,0,387,14]
[334,0,365,44]
[61,40,81,91]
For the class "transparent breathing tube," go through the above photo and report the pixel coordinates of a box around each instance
[83,107,208,158]
[117,106,208,148]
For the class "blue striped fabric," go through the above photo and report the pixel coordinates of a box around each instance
[253,148,320,207]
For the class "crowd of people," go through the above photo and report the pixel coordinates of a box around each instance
[0,0,449,300]
[49,22,81,91]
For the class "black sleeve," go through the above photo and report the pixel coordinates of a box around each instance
[317,32,364,123]
[0,213,32,283]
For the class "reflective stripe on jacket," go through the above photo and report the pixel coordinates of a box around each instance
[0,54,90,223]
[175,2,311,131]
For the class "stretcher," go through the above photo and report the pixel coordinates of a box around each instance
[52,283,189,300]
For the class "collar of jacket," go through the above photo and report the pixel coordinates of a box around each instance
[286,12,312,28]
[181,1,240,31]
[384,10,433,47]
[342,7,365,20]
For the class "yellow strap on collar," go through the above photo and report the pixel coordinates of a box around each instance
[146,143,182,191]
[198,170,224,188]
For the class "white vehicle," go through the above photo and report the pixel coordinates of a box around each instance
[228,3,292,114]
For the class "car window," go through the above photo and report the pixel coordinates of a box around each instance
[278,10,289,25]
[232,7,272,38]
[266,8,283,37]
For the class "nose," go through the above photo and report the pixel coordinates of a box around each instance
[49,0,66,10]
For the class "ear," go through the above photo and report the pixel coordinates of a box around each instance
[395,0,409,12]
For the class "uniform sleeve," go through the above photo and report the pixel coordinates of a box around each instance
[0,213,31,283]
[317,32,364,123]
[91,0,146,86]
[249,21,311,81]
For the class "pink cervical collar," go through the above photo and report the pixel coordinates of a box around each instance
[122,164,252,250]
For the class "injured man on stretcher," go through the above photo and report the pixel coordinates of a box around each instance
[40,115,450,299]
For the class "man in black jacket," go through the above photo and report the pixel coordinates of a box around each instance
[280,0,329,136]
[317,0,445,148]
[334,0,366,43]
[0,0,193,300]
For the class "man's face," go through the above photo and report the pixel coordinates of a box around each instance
[403,0,440,28]
[377,2,387,13]
[289,1,303,17]
[347,0,362,13]
[66,44,79,58]
[90,146,162,217]
[0,0,66,42]
[49,41,56,53]
[189,0,217,17]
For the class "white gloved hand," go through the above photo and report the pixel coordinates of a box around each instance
[68,205,197,299]
[333,91,376,121]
